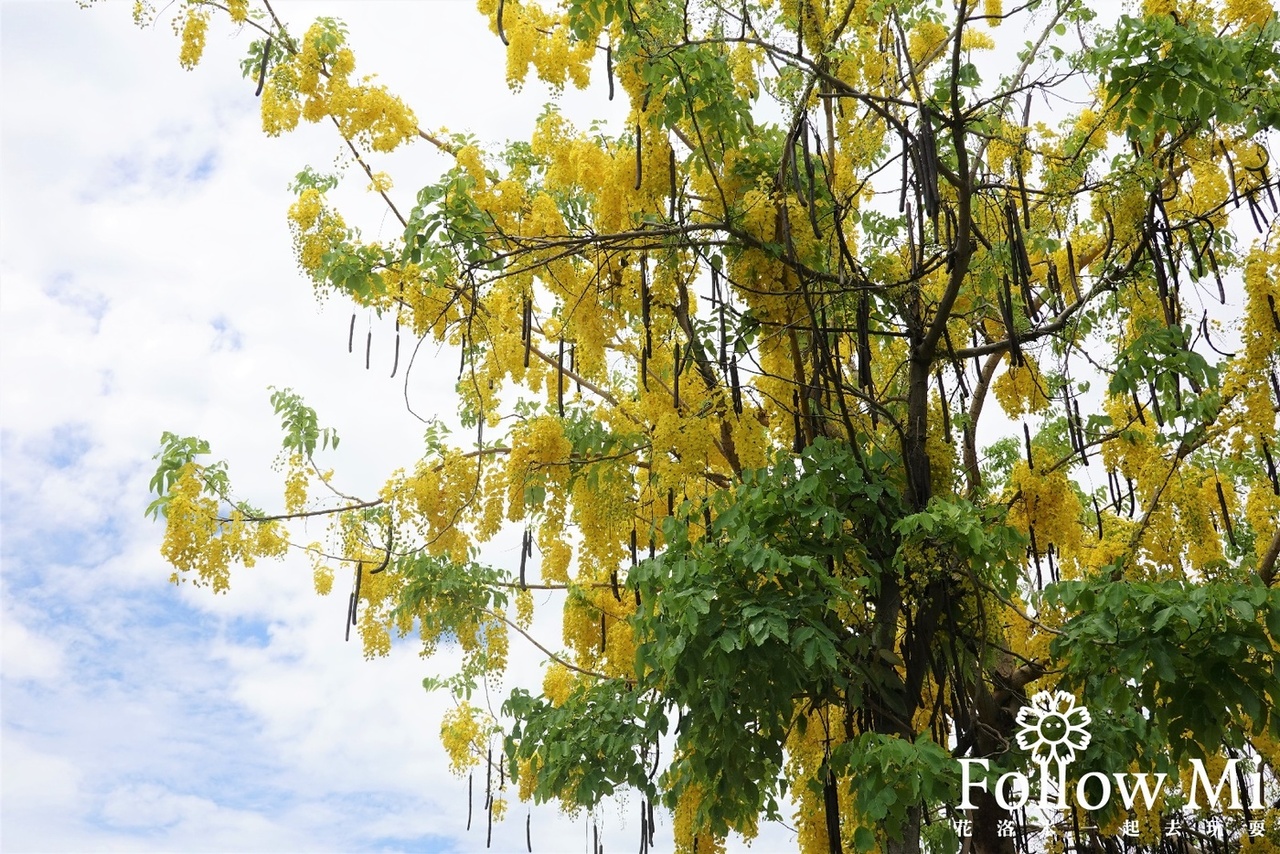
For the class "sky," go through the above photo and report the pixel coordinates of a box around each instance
[0,2,806,851]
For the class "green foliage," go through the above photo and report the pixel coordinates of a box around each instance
[830,734,959,850]
[1091,13,1280,144]
[268,386,339,458]
[396,553,509,697]
[622,438,906,834]
[146,431,227,519]
[1046,578,1280,768]
[504,681,666,808]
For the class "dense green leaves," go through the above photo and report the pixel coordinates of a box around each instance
[268,386,339,457]
[1091,13,1280,143]
[1046,578,1280,768]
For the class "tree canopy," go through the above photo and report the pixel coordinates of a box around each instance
[137,0,1280,851]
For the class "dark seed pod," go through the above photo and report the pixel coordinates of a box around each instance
[635,123,643,191]
[1216,477,1237,548]
[254,37,272,98]
[606,44,614,101]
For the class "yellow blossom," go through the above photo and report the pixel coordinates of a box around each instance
[178,7,209,70]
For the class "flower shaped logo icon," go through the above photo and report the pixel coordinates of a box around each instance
[1015,690,1092,767]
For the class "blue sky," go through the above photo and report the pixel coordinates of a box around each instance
[0,2,751,851]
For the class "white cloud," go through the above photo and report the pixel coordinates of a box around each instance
[0,3,796,852]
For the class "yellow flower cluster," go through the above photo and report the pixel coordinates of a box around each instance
[992,354,1051,416]
[286,188,348,281]
[504,415,571,522]
[161,464,288,593]
[1222,0,1276,29]
[256,20,417,152]
[227,0,248,24]
[670,779,725,854]
[908,19,948,68]
[282,453,309,513]
[1005,461,1083,556]
[482,0,598,91]
[541,661,576,706]
[308,542,334,595]
[440,702,488,774]
[177,7,209,70]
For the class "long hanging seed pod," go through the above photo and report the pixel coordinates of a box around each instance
[1130,387,1147,426]
[899,132,911,214]
[605,43,615,99]
[365,325,372,370]
[1028,526,1043,588]
[919,106,940,224]
[390,316,401,378]
[526,811,532,853]
[669,147,678,221]
[1149,380,1165,427]
[346,561,364,641]
[641,256,652,358]
[496,0,509,44]
[467,773,473,831]
[1126,476,1137,517]
[348,313,356,352]
[611,568,621,602]
[1072,398,1089,463]
[1006,201,1037,322]
[801,123,821,238]
[1000,274,1023,366]
[1093,496,1104,541]
[857,293,872,390]
[673,342,681,409]
[1201,313,1236,358]
[1206,244,1227,303]
[635,123,643,191]
[459,333,468,380]
[522,295,532,369]
[1045,261,1062,312]
[485,746,494,848]
[937,371,952,443]
[254,38,273,96]
[1261,437,1280,495]
[1064,392,1081,457]
[730,360,743,414]
[1216,477,1237,548]
[1064,240,1082,304]
[519,529,530,588]
[557,339,565,416]
[1023,422,1035,471]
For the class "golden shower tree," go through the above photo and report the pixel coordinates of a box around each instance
[139,0,1280,850]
